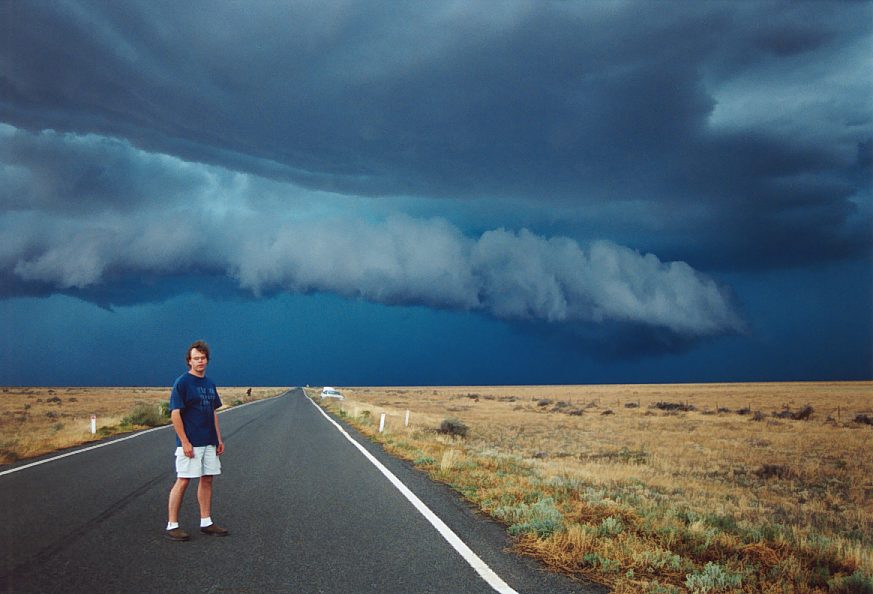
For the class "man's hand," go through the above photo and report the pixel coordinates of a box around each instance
[216,440,225,456]
[182,441,195,458]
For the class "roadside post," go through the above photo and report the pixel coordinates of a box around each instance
[90,415,96,435]
[379,413,386,433]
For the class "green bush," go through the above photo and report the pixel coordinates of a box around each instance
[636,550,683,571]
[583,553,621,573]
[685,562,743,592]
[122,403,166,428]
[494,496,564,538]
[829,571,873,594]
[598,516,625,536]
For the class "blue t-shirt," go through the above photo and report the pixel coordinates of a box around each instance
[169,372,223,447]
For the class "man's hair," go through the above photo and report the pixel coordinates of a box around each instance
[186,340,210,367]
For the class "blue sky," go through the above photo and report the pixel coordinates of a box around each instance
[0,1,870,387]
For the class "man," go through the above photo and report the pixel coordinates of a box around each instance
[165,340,229,541]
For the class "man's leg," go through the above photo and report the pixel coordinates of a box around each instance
[197,475,213,520]
[168,477,190,524]
[197,474,229,536]
[166,477,192,541]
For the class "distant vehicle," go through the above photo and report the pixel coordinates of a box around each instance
[321,387,344,399]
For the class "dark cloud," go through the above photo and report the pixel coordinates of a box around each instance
[1,0,871,375]
[0,134,745,337]
[0,124,214,213]
[1,1,869,273]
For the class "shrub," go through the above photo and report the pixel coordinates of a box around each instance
[793,404,814,420]
[583,553,622,573]
[598,516,625,536]
[647,582,680,594]
[122,403,166,427]
[636,550,683,571]
[653,401,696,412]
[755,464,794,480]
[853,414,873,427]
[829,571,873,594]
[773,404,814,420]
[537,398,552,407]
[437,418,468,438]
[494,496,564,538]
[685,562,743,592]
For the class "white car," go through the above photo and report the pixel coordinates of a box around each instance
[320,387,344,399]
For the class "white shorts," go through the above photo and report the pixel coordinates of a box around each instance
[175,445,221,478]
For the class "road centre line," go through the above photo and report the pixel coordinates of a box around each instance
[0,392,283,478]
[307,395,519,594]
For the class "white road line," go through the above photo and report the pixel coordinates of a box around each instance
[307,395,520,594]
[0,392,283,478]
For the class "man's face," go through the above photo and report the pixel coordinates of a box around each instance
[188,348,208,376]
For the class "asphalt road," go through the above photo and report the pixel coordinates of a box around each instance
[0,389,604,593]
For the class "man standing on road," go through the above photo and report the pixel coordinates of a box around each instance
[165,340,229,541]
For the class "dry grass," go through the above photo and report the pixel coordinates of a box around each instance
[310,382,873,593]
[0,386,288,464]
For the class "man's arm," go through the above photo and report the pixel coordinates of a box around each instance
[214,411,224,455]
[171,409,194,458]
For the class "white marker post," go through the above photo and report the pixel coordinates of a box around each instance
[90,414,96,435]
[405,410,410,427]
[379,413,386,433]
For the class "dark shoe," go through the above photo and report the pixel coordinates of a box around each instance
[200,524,228,537]
[165,527,190,541]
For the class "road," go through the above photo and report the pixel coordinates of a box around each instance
[0,389,603,593]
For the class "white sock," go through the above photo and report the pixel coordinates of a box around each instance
[167,522,179,530]
[200,517,213,528]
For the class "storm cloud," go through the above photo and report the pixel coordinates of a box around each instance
[0,125,741,336]
[0,1,869,379]
[1,1,869,269]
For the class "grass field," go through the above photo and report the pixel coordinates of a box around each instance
[3,382,870,592]
[0,386,288,464]
[308,382,873,593]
